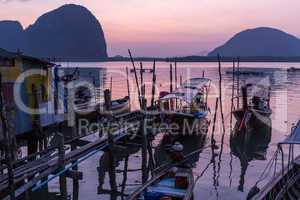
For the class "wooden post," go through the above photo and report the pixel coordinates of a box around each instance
[57,133,67,200]
[28,84,39,160]
[151,60,156,109]
[169,64,173,93]
[121,155,129,200]
[105,90,117,199]
[141,99,148,184]
[241,85,248,111]
[0,73,16,200]
[54,66,59,114]
[237,57,240,109]
[69,86,79,200]
[110,76,113,95]
[229,59,235,186]
[180,75,183,85]
[169,64,173,110]
[175,59,178,109]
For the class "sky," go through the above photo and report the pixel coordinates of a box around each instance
[0,0,300,57]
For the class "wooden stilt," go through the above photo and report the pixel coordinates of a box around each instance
[69,86,79,200]
[58,133,67,200]
[141,99,148,184]
[104,89,118,200]
[151,60,156,109]
[169,64,173,93]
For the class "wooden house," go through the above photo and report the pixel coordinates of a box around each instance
[0,48,54,136]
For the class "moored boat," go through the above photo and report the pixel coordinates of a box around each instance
[232,83,272,125]
[127,143,195,200]
[157,77,211,136]
[247,120,300,200]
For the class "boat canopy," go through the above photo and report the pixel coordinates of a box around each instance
[245,83,271,99]
[160,78,211,104]
[280,120,300,145]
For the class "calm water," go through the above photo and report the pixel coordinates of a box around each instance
[52,61,300,200]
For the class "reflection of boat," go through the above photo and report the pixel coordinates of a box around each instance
[248,120,300,200]
[230,115,271,191]
[155,134,207,167]
[158,78,211,135]
[233,83,272,124]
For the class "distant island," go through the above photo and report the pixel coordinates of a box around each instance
[1,4,300,62]
[208,27,300,57]
[0,4,107,61]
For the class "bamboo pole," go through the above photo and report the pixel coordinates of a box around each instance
[230,59,236,131]
[141,100,148,184]
[175,59,178,108]
[175,59,178,89]
[229,58,235,187]
[151,60,156,109]
[128,50,142,108]
[169,63,173,110]
[126,67,131,111]
[140,62,144,98]
[217,54,226,132]
[217,55,226,186]
[110,76,113,95]
[169,64,173,93]
[237,57,240,109]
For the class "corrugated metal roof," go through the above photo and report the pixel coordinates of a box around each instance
[0,48,54,67]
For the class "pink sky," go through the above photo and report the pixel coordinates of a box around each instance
[1,0,300,57]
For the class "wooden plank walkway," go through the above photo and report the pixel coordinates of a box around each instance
[0,119,142,199]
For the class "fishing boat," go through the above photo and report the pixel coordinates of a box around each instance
[287,67,300,72]
[226,69,267,76]
[76,96,130,115]
[247,120,300,200]
[233,83,272,122]
[127,143,195,200]
[130,68,154,73]
[104,96,130,115]
[158,77,211,135]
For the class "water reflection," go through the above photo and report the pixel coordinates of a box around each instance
[97,135,141,196]
[154,133,207,168]
[230,115,272,191]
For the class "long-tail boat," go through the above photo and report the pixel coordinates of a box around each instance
[247,120,300,200]
[127,142,197,200]
[157,77,211,135]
